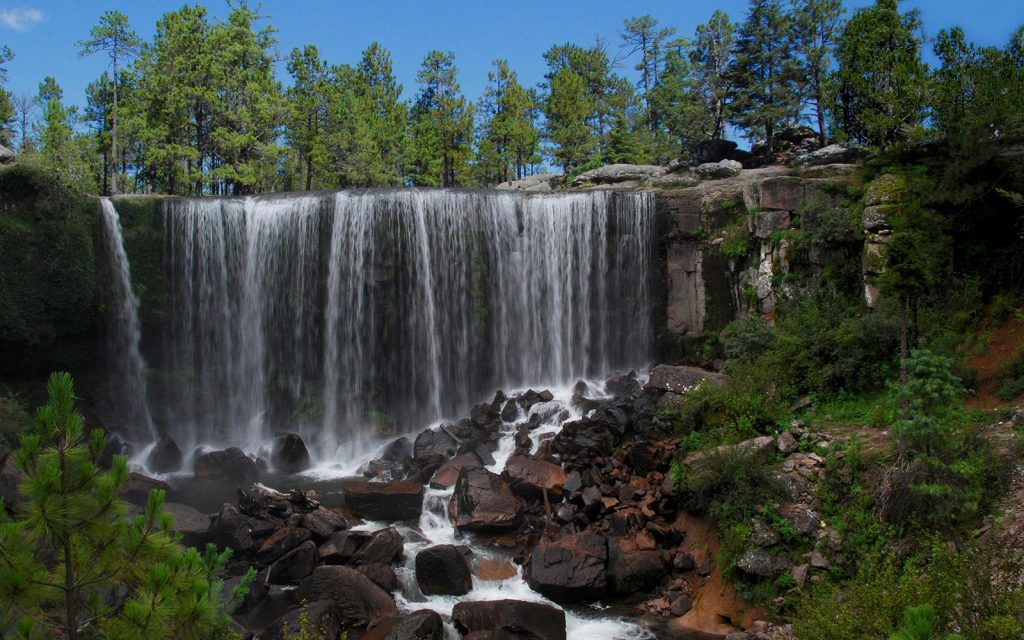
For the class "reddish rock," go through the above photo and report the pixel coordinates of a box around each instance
[527,530,608,602]
[350,527,403,566]
[257,527,313,564]
[607,537,666,595]
[297,566,398,629]
[356,563,399,592]
[416,544,472,596]
[343,478,424,521]
[429,452,483,489]
[448,467,523,533]
[503,455,567,499]
[193,447,259,483]
[452,600,566,640]
[268,540,318,584]
[362,610,444,640]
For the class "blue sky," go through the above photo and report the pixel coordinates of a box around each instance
[2,0,1023,112]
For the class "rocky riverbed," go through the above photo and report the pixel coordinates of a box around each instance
[27,365,848,640]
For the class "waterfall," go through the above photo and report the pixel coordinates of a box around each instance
[128,190,653,458]
[98,198,155,441]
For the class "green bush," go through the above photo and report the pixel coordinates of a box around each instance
[793,544,1024,640]
[994,348,1024,401]
[722,315,775,364]
[680,444,786,525]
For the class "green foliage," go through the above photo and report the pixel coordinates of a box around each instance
[474,59,541,185]
[892,349,963,457]
[832,0,929,147]
[0,373,246,639]
[0,164,97,375]
[722,315,774,363]
[994,348,1024,401]
[720,223,752,261]
[408,50,474,187]
[794,544,1024,640]
[679,442,786,528]
[0,390,30,446]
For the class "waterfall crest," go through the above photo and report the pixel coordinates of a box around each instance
[119,190,653,458]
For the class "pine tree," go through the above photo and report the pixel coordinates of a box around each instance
[354,43,408,186]
[690,11,734,140]
[409,50,473,187]
[650,39,710,157]
[476,59,540,184]
[0,45,14,148]
[77,11,142,195]
[285,45,330,190]
[832,0,929,148]
[545,67,595,174]
[0,373,250,639]
[728,0,800,150]
[621,15,676,132]
[792,0,844,146]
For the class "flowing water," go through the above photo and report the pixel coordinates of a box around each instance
[101,190,659,639]
[97,198,155,441]
[139,190,654,459]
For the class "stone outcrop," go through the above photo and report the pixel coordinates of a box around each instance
[862,173,909,307]
[570,163,667,187]
[695,159,742,179]
[495,174,560,192]
[527,530,609,602]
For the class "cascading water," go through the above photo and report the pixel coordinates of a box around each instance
[97,198,155,441]
[142,189,654,460]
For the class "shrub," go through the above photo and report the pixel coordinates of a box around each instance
[994,348,1024,401]
[680,443,786,527]
[722,315,775,364]
[0,372,251,639]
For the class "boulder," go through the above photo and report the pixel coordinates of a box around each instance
[362,610,445,640]
[271,433,311,474]
[318,530,367,565]
[211,503,275,553]
[646,365,728,393]
[527,530,608,602]
[413,428,460,459]
[164,501,211,547]
[147,435,183,473]
[753,210,792,239]
[193,447,258,484]
[452,600,567,640]
[604,371,641,398]
[503,455,567,499]
[415,544,473,596]
[297,566,398,629]
[301,508,348,540]
[495,174,559,192]
[776,431,799,455]
[261,601,340,640]
[257,527,313,564]
[356,563,399,592]
[0,145,14,164]
[779,503,821,536]
[448,467,523,533]
[863,204,900,232]
[343,479,424,521]
[268,540,319,584]
[350,527,403,566]
[692,139,739,165]
[607,538,666,594]
[791,142,867,167]
[736,549,790,577]
[694,159,742,179]
[570,164,667,187]
[429,452,483,490]
[119,472,171,506]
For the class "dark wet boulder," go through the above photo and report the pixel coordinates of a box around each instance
[350,527,403,566]
[119,472,171,507]
[607,538,666,594]
[414,428,460,459]
[164,501,211,547]
[692,139,739,164]
[147,435,183,473]
[193,447,259,484]
[343,479,424,521]
[448,467,523,533]
[268,540,319,584]
[362,610,444,640]
[357,563,399,592]
[318,530,368,565]
[429,452,483,490]
[527,530,608,602]
[297,566,398,629]
[211,503,275,553]
[261,600,340,640]
[500,399,519,422]
[301,507,348,539]
[604,371,641,398]
[415,544,472,596]
[452,600,566,640]
[404,453,447,484]
[271,433,311,474]
[257,527,313,565]
[503,455,567,499]
[549,419,617,461]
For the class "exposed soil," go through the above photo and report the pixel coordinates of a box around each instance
[967,315,1024,409]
